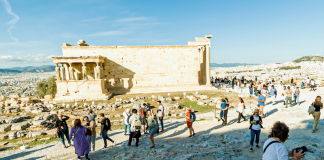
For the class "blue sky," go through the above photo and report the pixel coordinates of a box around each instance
[0,0,324,68]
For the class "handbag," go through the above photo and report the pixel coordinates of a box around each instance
[132,130,141,138]
[72,127,80,141]
[308,103,315,115]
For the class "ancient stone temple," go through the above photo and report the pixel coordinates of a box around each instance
[52,36,212,101]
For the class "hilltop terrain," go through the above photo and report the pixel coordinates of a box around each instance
[0,65,55,73]
[293,56,324,63]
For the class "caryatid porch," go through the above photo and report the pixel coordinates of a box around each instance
[52,56,111,101]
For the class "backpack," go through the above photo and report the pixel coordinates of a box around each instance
[190,112,196,122]
[105,118,111,130]
[131,116,142,131]
[140,108,146,118]
[308,103,316,115]
[126,113,131,124]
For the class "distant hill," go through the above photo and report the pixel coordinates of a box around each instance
[210,63,258,67]
[293,56,324,63]
[0,65,55,73]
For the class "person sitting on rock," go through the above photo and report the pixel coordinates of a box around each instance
[263,121,305,160]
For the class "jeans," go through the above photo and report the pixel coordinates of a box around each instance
[102,130,114,147]
[295,95,299,104]
[87,135,96,151]
[250,129,261,146]
[124,124,131,134]
[61,130,71,146]
[220,110,228,125]
[159,117,164,130]
[286,96,292,107]
[249,88,253,95]
[128,132,139,146]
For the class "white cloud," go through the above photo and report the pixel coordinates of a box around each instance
[3,0,19,25]
[0,41,46,47]
[0,54,53,63]
[3,0,20,43]
[82,17,106,23]
[115,17,150,23]
[86,31,129,37]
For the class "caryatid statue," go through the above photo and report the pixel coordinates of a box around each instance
[82,63,87,80]
[95,63,101,79]
[60,66,65,80]
[69,64,74,80]
[55,64,61,80]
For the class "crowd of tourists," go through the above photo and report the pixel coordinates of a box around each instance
[52,76,322,160]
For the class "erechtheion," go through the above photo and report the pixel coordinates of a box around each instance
[52,35,212,101]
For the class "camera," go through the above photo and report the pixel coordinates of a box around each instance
[294,146,308,153]
[255,120,260,124]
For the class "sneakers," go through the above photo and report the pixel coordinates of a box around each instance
[144,132,148,135]
[250,147,253,151]
[256,144,259,148]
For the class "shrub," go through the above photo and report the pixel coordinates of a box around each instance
[35,76,57,98]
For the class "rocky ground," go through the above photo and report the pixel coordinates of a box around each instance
[0,86,324,160]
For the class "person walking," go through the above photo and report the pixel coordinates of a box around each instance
[282,86,287,105]
[293,87,300,105]
[311,96,323,133]
[186,107,196,137]
[270,85,277,105]
[310,79,316,91]
[157,101,164,132]
[220,98,228,125]
[249,83,253,97]
[123,109,132,135]
[56,114,72,148]
[285,86,293,108]
[249,109,263,151]
[87,109,97,122]
[83,116,96,152]
[69,119,90,160]
[140,103,148,134]
[257,92,265,117]
[147,109,159,148]
[237,97,247,123]
[263,122,305,160]
[99,113,115,148]
[128,109,142,147]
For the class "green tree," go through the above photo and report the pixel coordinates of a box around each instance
[35,76,57,98]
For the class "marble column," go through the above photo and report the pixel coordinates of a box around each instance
[206,45,211,85]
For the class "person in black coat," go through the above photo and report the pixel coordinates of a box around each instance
[56,114,72,148]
